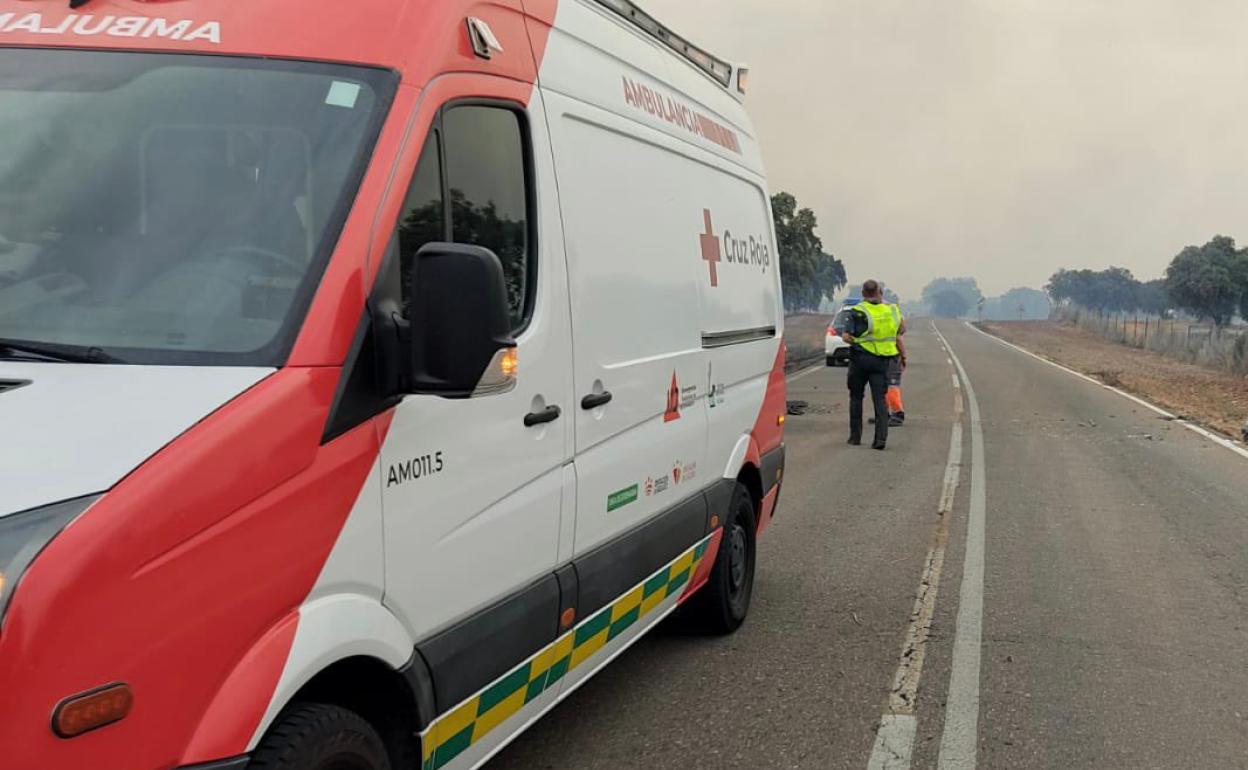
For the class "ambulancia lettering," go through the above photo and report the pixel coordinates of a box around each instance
[0,13,222,44]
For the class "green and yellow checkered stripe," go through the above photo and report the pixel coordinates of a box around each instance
[421,533,715,770]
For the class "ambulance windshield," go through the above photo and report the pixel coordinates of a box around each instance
[0,49,395,365]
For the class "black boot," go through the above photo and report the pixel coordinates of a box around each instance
[872,439,887,450]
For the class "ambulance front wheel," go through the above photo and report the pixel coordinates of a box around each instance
[248,702,391,770]
[686,482,757,634]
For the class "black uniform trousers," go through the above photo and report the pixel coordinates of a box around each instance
[847,347,895,445]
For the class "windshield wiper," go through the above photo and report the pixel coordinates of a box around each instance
[0,339,125,364]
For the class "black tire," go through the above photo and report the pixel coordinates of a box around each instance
[684,482,757,634]
[248,703,392,770]
[826,355,835,367]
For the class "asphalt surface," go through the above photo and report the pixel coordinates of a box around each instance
[492,319,1248,770]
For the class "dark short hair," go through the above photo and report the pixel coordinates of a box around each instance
[862,279,881,297]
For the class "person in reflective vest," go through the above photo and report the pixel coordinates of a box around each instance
[841,279,906,449]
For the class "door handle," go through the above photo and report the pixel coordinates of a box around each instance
[580,391,613,410]
[524,404,562,427]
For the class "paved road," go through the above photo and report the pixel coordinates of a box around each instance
[493,319,1248,769]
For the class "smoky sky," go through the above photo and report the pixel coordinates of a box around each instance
[644,0,1248,300]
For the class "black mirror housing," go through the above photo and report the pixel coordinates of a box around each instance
[404,242,517,397]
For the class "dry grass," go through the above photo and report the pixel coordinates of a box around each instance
[981,321,1248,440]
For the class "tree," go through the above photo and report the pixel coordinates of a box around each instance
[921,277,983,318]
[928,289,971,318]
[1046,266,1146,313]
[1096,267,1142,312]
[1047,268,1094,308]
[1134,279,1171,318]
[1164,235,1248,326]
[772,192,846,312]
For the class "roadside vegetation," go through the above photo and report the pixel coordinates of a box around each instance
[1045,235,1248,376]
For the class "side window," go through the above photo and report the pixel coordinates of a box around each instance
[443,106,531,329]
[393,104,533,330]
[397,132,444,317]
[398,130,446,253]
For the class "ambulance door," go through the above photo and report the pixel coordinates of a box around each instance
[378,85,574,715]
[544,91,711,612]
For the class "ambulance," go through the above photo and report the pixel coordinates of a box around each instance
[0,1,786,768]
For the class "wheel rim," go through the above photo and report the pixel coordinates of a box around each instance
[728,523,748,593]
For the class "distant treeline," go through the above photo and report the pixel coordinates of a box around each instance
[917,277,1050,320]
[1049,235,1248,325]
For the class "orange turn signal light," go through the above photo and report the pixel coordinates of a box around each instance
[777,414,786,426]
[52,683,133,738]
[500,348,519,378]
[560,607,577,629]
[709,514,720,529]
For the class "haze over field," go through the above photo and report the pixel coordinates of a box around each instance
[645,0,1248,300]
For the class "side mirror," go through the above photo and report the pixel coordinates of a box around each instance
[404,242,517,397]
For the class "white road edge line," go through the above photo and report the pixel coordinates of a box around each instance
[866,327,965,770]
[868,714,917,770]
[966,322,1248,461]
[932,323,988,770]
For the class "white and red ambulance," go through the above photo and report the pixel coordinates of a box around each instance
[0,1,786,768]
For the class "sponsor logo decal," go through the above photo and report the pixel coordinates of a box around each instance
[681,385,697,409]
[621,76,742,154]
[697,209,772,287]
[0,12,222,44]
[607,484,639,512]
[707,362,726,408]
[663,372,681,422]
[673,460,697,485]
[664,372,698,422]
[644,474,670,497]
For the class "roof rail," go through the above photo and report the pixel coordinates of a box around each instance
[591,0,734,88]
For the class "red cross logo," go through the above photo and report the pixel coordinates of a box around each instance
[699,209,721,287]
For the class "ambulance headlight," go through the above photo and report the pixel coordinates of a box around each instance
[0,495,96,624]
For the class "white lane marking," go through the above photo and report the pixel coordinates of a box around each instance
[932,323,988,770]
[967,322,1248,461]
[787,363,825,383]
[867,715,918,770]
[866,329,965,770]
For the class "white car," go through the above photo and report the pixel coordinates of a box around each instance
[826,308,855,366]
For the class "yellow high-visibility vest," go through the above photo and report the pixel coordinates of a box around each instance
[851,301,902,357]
